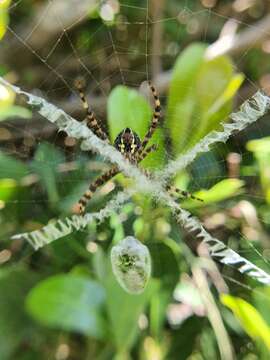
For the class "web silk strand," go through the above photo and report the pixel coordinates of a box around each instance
[1,76,270,285]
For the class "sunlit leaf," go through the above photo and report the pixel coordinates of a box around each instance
[0,105,32,121]
[182,178,244,209]
[247,137,270,203]
[0,83,15,106]
[108,85,164,168]
[0,83,30,120]
[167,43,243,155]
[0,0,11,40]
[199,72,244,138]
[254,287,270,327]
[188,57,243,147]
[205,73,244,121]
[0,178,17,201]
[221,294,270,350]
[247,137,270,153]
[167,43,206,154]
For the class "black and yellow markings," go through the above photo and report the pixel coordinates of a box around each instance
[140,82,162,150]
[78,166,119,215]
[166,185,203,202]
[75,80,201,215]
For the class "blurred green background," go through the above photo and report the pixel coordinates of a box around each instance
[1,0,270,359]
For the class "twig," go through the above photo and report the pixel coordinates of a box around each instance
[150,0,165,79]
[192,264,234,360]
[206,14,270,60]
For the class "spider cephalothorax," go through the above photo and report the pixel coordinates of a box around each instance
[74,81,201,215]
[114,127,141,156]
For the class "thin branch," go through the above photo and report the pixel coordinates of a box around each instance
[206,14,270,60]
[150,0,165,79]
[154,14,270,93]
[192,265,234,360]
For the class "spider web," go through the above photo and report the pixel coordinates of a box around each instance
[1,0,270,295]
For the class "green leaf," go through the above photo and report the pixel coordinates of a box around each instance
[247,137,270,203]
[197,56,235,112]
[253,287,270,328]
[182,178,245,209]
[0,152,29,180]
[0,178,18,201]
[204,73,244,124]
[148,241,180,338]
[0,105,32,121]
[189,59,244,146]
[0,83,15,106]
[221,294,270,350]
[107,85,164,168]
[0,0,11,40]
[167,43,243,155]
[0,267,37,360]
[167,43,206,154]
[148,241,180,291]
[31,143,64,205]
[106,274,156,351]
[247,137,270,154]
[26,274,106,338]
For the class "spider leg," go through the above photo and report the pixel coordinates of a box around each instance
[136,144,158,162]
[77,145,156,215]
[139,82,161,152]
[78,165,119,214]
[74,79,108,141]
[166,185,203,202]
[135,165,202,202]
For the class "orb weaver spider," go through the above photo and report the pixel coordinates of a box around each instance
[74,80,202,215]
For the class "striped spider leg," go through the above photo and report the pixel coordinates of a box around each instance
[165,185,203,202]
[138,84,202,202]
[137,82,162,156]
[74,79,108,141]
[141,169,203,203]
[75,80,201,215]
[78,165,119,214]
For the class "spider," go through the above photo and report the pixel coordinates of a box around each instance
[74,80,202,215]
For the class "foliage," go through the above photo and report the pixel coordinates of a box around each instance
[247,137,270,204]
[26,274,106,338]
[0,0,270,359]
[167,43,244,154]
[221,294,270,353]
[0,0,11,40]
